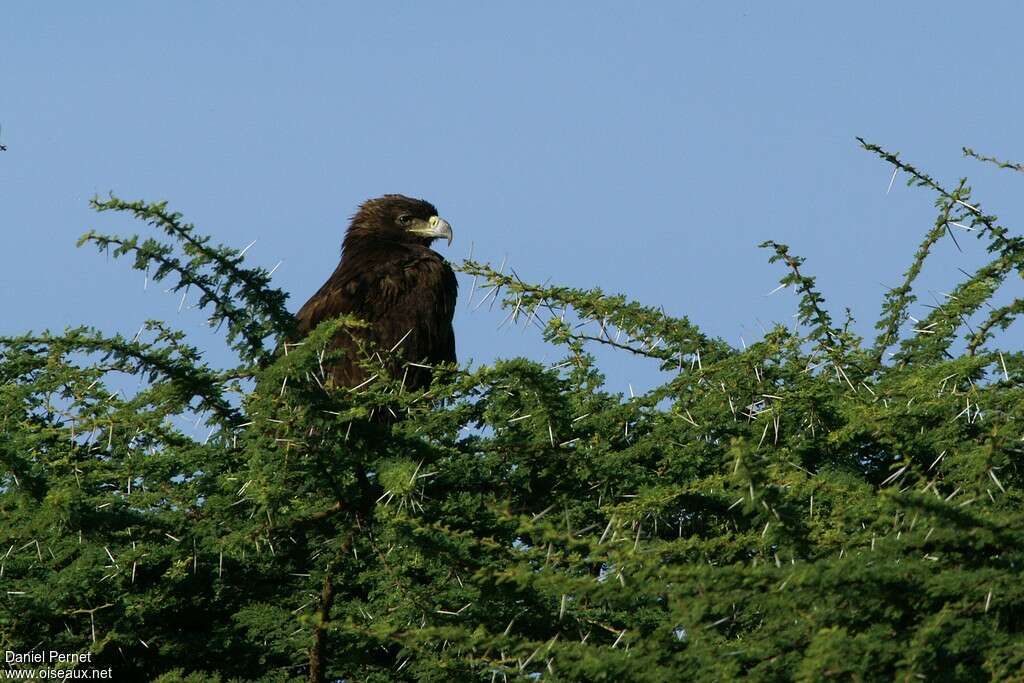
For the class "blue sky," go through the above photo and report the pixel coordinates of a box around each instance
[2,3,1022,392]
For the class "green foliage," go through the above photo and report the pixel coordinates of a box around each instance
[1,142,1023,681]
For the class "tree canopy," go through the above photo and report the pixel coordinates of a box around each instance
[1,141,1022,681]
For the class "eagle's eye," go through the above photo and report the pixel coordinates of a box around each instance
[397,214,413,226]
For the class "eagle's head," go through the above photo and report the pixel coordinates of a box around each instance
[345,194,453,249]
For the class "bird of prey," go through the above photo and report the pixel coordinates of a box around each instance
[295,195,457,392]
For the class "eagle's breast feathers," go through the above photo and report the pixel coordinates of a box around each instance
[294,195,457,391]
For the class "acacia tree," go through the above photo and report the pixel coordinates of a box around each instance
[1,141,1022,682]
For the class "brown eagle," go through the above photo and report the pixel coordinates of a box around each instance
[295,195,457,391]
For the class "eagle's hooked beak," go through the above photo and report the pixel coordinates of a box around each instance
[409,215,453,246]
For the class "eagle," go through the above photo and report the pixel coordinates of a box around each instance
[295,195,457,392]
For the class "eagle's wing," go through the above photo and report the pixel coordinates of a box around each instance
[295,248,456,388]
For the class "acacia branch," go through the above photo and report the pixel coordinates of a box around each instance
[963,147,1024,173]
[967,297,1024,355]
[871,194,958,366]
[309,562,337,683]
